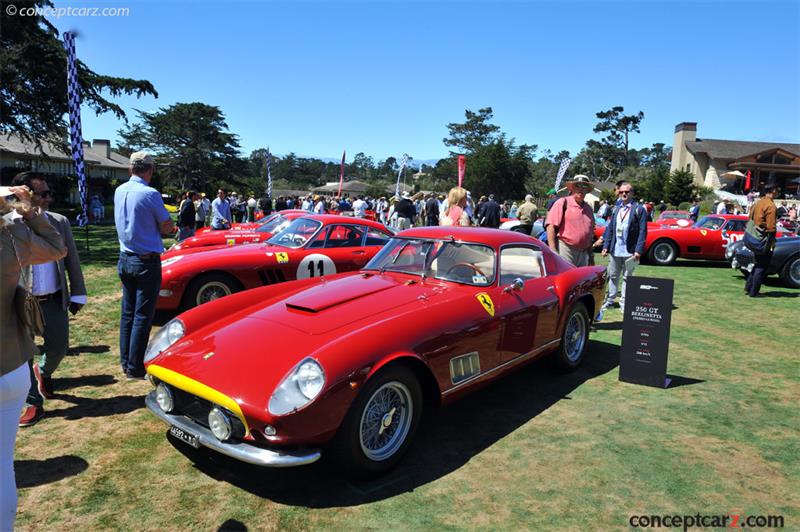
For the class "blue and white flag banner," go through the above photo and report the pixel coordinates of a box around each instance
[63,31,88,226]
[265,148,272,198]
[395,153,409,198]
[554,157,572,191]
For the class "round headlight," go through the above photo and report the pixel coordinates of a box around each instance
[296,360,325,400]
[208,407,232,441]
[155,383,174,413]
[166,319,185,344]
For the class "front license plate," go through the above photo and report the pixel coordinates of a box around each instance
[169,425,200,448]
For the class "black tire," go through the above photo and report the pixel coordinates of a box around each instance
[328,366,423,478]
[779,254,800,289]
[647,239,678,266]
[554,302,589,371]
[183,273,240,310]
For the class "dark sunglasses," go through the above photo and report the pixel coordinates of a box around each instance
[618,190,631,195]
[35,190,53,198]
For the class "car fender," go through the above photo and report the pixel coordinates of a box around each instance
[552,265,606,330]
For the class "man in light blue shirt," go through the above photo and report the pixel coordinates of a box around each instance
[211,188,232,229]
[599,182,647,317]
[114,152,174,378]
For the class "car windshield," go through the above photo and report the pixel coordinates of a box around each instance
[266,218,322,248]
[660,211,690,220]
[256,213,291,234]
[363,238,496,286]
[695,215,725,230]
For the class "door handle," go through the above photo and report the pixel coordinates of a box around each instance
[546,286,555,292]
[352,250,366,255]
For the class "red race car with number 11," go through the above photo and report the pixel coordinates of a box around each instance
[144,226,606,477]
[157,215,393,311]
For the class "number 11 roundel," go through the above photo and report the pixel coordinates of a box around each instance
[296,253,337,279]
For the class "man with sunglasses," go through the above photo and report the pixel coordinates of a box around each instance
[599,181,647,317]
[11,172,86,427]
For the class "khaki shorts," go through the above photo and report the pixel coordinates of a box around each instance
[557,241,591,267]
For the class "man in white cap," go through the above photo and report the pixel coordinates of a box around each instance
[517,194,538,236]
[545,175,596,266]
[114,151,174,379]
[394,191,417,230]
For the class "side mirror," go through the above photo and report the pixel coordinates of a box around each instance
[504,278,525,293]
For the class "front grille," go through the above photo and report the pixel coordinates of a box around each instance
[169,386,246,439]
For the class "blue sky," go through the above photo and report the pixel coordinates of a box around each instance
[49,0,800,163]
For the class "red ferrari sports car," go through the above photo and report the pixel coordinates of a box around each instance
[644,214,754,265]
[143,227,606,476]
[157,215,394,311]
[169,210,307,254]
[654,210,692,228]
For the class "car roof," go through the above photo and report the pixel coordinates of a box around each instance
[397,226,541,247]
[300,214,390,230]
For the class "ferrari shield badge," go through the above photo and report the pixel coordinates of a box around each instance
[476,292,495,317]
[700,229,708,236]
[276,252,289,264]
[226,238,235,246]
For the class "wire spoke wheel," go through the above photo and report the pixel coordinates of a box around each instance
[358,382,413,462]
[197,281,232,305]
[564,311,587,363]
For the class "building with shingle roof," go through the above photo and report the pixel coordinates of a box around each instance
[670,122,800,199]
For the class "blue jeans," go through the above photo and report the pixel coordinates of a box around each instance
[745,249,773,296]
[118,253,161,376]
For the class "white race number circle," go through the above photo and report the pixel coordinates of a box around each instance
[297,253,336,279]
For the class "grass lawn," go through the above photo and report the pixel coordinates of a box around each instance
[15,226,799,531]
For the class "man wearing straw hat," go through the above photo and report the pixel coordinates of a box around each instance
[544,175,596,267]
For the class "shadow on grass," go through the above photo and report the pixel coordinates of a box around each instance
[218,519,248,531]
[54,374,117,392]
[168,339,620,507]
[15,455,89,488]
[761,291,799,298]
[46,393,145,421]
[66,344,111,356]
[666,375,706,388]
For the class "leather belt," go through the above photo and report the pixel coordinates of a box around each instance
[36,290,61,302]
[122,251,160,259]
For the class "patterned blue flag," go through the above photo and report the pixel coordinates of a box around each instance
[554,157,572,191]
[265,148,272,198]
[395,154,409,198]
[63,32,88,226]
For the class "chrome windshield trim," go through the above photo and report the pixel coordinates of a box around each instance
[146,392,320,467]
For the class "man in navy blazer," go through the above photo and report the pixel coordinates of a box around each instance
[599,181,647,316]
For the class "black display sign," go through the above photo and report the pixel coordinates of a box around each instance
[619,276,674,388]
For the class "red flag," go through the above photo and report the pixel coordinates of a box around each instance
[338,150,346,198]
[457,155,466,187]
[744,170,751,192]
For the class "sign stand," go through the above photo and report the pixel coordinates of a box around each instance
[618,276,674,388]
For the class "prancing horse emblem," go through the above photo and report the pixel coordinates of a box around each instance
[475,292,495,317]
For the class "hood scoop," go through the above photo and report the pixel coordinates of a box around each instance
[284,274,398,313]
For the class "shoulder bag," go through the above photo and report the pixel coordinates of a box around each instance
[8,227,46,336]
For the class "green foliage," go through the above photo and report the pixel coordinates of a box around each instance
[118,103,243,193]
[663,169,697,206]
[593,106,645,167]
[1,0,157,145]
[678,201,691,211]
[443,107,501,155]
[441,108,536,199]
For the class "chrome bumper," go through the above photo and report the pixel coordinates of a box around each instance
[145,392,321,467]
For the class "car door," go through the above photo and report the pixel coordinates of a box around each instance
[494,245,560,364]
